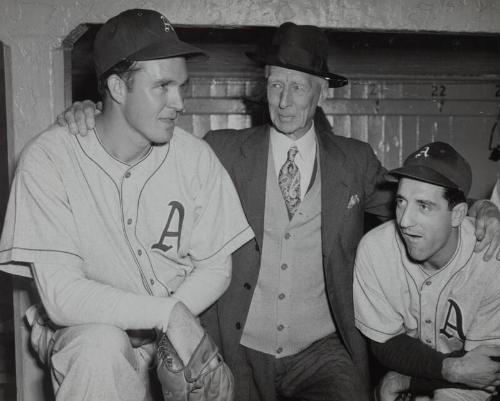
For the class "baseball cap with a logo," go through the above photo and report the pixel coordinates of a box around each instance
[94,9,206,77]
[387,142,472,196]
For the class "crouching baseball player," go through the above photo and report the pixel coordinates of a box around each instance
[0,9,254,401]
[354,142,500,401]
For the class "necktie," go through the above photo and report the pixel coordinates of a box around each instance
[278,145,301,218]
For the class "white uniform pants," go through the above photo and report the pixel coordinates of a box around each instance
[48,324,155,401]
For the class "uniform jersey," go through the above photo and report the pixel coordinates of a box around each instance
[0,125,253,305]
[354,218,500,354]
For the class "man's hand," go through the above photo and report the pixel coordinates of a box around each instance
[377,371,411,401]
[56,100,101,136]
[470,200,500,261]
[442,345,500,392]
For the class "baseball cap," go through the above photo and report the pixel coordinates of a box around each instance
[94,9,206,77]
[387,142,472,195]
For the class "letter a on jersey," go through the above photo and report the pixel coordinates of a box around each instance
[439,299,466,341]
[152,201,184,253]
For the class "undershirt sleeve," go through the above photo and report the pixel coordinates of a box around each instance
[370,335,469,393]
[172,255,231,316]
[32,262,179,333]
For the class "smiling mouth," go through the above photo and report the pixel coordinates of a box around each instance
[159,117,175,123]
[402,231,423,242]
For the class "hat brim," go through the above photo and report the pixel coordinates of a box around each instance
[130,39,208,63]
[246,51,348,88]
[386,165,460,190]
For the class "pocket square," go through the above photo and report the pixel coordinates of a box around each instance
[347,194,360,209]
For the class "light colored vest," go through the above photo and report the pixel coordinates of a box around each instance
[240,144,335,357]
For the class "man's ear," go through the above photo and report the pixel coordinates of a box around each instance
[106,74,126,104]
[317,79,329,107]
[451,202,468,227]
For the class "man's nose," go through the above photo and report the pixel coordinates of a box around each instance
[279,86,291,108]
[398,204,414,228]
[168,87,184,112]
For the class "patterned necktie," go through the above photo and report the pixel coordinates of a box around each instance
[278,145,301,218]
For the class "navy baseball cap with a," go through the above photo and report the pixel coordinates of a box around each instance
[94,9,206,78]
[387,142,472,196]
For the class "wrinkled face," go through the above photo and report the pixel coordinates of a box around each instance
[396,178,463,270]
[266,65,327,140]
[122,57,188,146]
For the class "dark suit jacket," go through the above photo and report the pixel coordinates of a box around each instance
[202,112,394,399]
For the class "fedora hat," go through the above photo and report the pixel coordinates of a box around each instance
[246,22,348,88]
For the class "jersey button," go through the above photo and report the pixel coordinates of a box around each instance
[278,293,285,300]
[281,263,288,271]
[150,279,155,285]
[125,171,131,178]
[425,319,432,324]
[425,280,432,286]
[284,232,291,240]
[277,324,284,331]
[137,249,142,256]
[127,218,133,225]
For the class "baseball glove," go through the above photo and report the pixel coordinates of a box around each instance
[156,331,234,401]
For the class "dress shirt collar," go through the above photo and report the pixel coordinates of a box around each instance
[270,123,317,165]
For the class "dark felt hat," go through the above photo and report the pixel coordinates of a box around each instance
[246,22,348,88]
[387,142,472,196]
[94,9,206,77]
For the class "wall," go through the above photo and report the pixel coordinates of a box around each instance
[1,0,500,180]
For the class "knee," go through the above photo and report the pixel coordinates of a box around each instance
[52,324,134,368]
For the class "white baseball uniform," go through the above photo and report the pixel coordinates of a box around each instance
[354,218,500,401]
[0,123,253,331]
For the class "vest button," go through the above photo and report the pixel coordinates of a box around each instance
[235,322,241,330]
[281,264,288,270]
[277,324,284,331]
[278,293,285,300]
[276,347,283,354]
[243,282,251,290]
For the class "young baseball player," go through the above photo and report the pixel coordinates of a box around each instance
[0,9,253,401]
[354,142,500,401]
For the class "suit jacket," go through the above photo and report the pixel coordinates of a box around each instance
[202,111,394,398]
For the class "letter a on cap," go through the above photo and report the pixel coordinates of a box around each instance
[415,146,430,158]
[160,15,173,32]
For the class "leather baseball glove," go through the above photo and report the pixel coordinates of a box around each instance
[156,331,234,401]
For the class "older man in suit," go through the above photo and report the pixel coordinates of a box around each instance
[59,21,500,401]
[200,23,390,401]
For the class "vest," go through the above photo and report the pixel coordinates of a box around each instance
[240,144,335,357]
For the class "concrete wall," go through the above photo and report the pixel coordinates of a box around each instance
[1,0,500,175]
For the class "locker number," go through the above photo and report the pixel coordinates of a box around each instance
[431,84,446,97]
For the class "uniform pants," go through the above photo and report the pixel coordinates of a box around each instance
[48,324,156,401]
[238,332,364,401]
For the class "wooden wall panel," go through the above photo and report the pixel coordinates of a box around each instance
[177,76,500,197]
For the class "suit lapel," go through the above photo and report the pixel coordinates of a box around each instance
[317,126,352,259]
[233,126,270,249]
